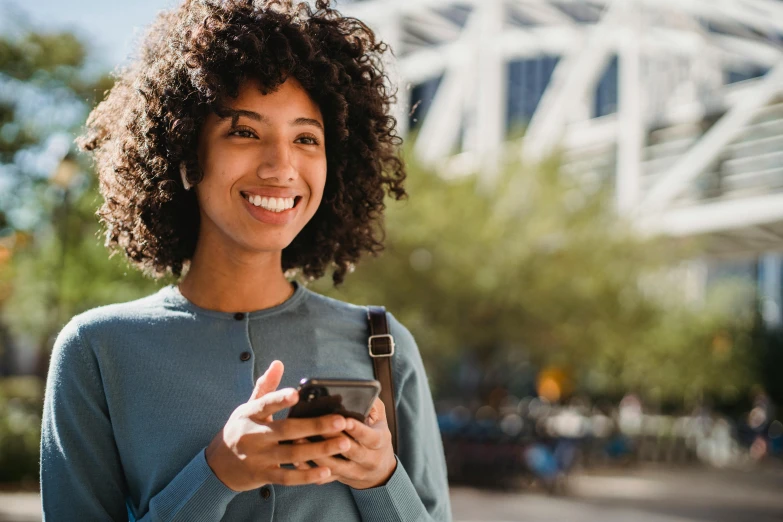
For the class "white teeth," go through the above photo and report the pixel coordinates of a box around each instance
[244,193,296,212]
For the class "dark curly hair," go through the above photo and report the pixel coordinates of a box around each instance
[77,0,406,285]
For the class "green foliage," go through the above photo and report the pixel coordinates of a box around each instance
[322,157,759,404]
[0,30,111,103]
[0,31,85,81]
[0,26,163,353]
[0,28,114,228]
[0,376,42,485]
[3,177,171,346]
[0,100,39,164]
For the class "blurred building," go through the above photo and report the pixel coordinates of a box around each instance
[343,0,783,326]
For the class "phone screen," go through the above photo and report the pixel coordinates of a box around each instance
[289,380,380,422]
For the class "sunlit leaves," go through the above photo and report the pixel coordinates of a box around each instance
[323,157,758,404]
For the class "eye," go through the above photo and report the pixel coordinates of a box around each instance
[296,135,320,146]
[228,128,256,139]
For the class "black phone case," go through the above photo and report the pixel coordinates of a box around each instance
[281,378,381,467]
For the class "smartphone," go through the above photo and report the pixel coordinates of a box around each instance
[281,378,381,466]
[288,378,381,422]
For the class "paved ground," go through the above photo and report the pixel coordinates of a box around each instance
[3,465,783,521]
[451,464,783,522]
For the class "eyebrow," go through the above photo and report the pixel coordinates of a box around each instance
[216,107,324,132]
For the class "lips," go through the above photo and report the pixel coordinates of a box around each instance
[241,191,302,226]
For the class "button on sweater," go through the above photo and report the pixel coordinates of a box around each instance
[40,282,452,521]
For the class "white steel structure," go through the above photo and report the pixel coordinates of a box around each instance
[342,0,783,259]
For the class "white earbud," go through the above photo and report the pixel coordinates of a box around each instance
[180,162,192,190]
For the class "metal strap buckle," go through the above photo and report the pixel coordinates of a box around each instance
[368,334,395,358]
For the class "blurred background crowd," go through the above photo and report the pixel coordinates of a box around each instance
[1,0,782,520]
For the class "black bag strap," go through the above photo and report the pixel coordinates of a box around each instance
[366,306,398,454]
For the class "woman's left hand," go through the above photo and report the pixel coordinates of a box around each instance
[295,398,397,490]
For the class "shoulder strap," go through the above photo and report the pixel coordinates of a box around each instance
[366,306,398,454]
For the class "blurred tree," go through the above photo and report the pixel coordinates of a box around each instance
[321,157,758,405]
[0,27,164,377]
[3,176,167,366]
[0,29,113,221]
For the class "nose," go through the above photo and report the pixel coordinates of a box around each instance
[256,138,297,183]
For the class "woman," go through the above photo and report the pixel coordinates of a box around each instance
[39,0,451,520]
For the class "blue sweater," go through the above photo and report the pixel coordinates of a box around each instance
[40,282,452,521]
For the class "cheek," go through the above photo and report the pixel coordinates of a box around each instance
[195,169,240,223]
[309,159,328,197]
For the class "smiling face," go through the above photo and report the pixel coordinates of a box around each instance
[193,76,327,257]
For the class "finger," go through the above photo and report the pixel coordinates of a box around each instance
[269,415,347,442]
[246,387,298,421]
[266,466,332,487]
[312,455,363,481]
[249,360,285,401]
[365,398,386,425]
[366,407,380,425]
[315,474,340,486]
[340,436,372,467]
[273,434,351,465]
[345,418,386,450]
[292,438,307,468]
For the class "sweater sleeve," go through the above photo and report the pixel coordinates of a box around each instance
[40,318,238,521]
[350,314,453,522]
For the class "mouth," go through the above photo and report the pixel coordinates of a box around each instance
[240,192,303,213]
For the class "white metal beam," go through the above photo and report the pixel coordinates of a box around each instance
[405,9,462,44]
[616,18,644,213]
[399,23,782,86]
[639,191,783,237]
[412,6,483,166]
[641,60,783,210]
[342,0,480,26]
[743,0,783,22]
[509,0,577,26]
[348,0,783,36]
[379,12,409,139]
[709,33,783,69]
[753,226,783,243]
[555,0,783,33]
[521,2,620,161]
[473,0,507,181]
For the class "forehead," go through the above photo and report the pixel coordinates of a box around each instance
[217,76,323,123]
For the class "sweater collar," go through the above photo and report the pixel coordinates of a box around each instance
[160,280,307,320]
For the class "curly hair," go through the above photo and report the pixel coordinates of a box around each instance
[77,0,406,285]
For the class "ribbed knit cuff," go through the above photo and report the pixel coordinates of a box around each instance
[350,456,427,522]
[148,447,239,522]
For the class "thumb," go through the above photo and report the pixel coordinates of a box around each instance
[249,360,284,401]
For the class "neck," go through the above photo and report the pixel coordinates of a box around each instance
[178,237,295,314]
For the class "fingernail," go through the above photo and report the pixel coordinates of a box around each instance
[346,419,355,430]
[339,439,350,450]
[333,417,345,429]
[319,468,330,478]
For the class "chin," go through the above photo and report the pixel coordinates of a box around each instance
[244,238,295,254]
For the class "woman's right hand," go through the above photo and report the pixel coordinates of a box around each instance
[204,360,350,492]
